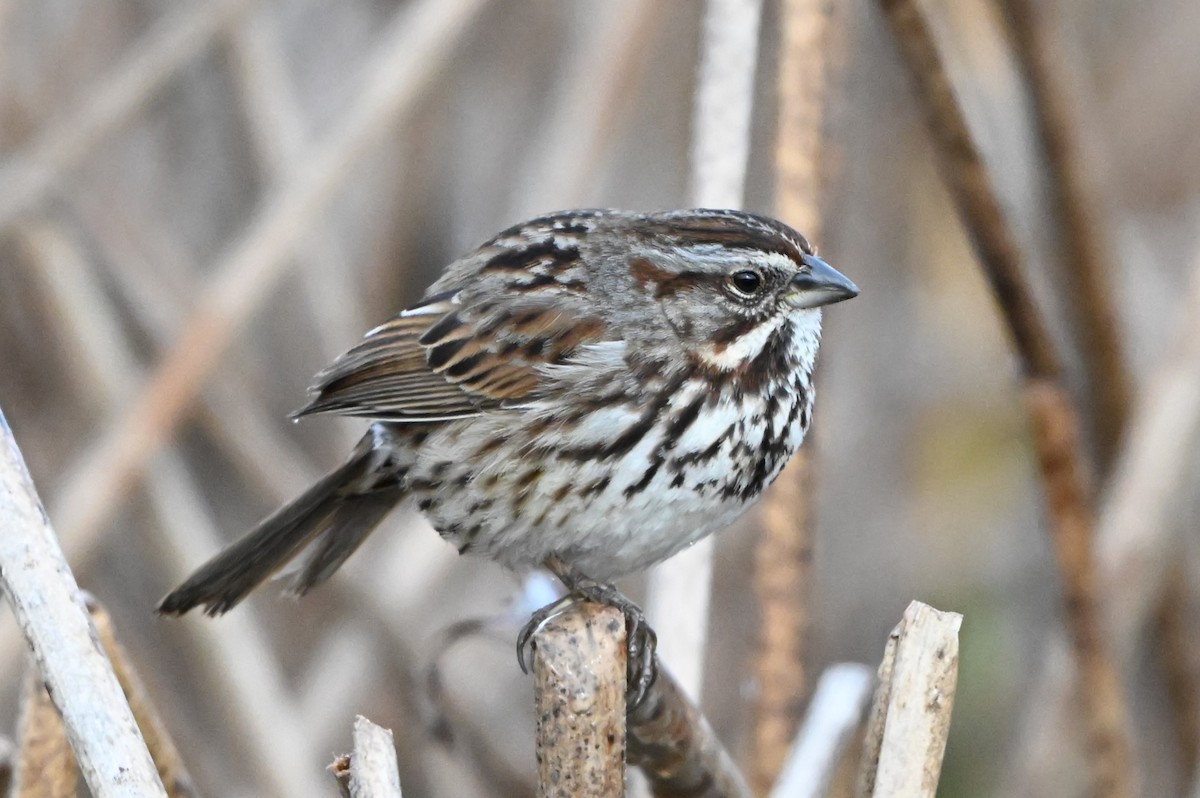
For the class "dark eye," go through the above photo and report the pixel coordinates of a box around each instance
[729,269,764,297]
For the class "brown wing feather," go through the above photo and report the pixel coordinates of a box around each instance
[295,292,606,422]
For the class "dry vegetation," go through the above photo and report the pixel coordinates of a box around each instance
[2,0,1199,795]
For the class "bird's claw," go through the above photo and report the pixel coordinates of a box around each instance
[516,570,658,708]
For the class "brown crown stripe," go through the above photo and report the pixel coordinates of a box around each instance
[645,212,813,264]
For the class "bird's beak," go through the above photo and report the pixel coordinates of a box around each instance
[786,254,859,309]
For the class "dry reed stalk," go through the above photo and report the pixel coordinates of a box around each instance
[751,0,842,790]
[646,0,765,703]
[877,0,1133,793]
[13,666,79,798]
[628,663,753,798]
[533,603,627,797]
[855,601,961,798]
[1000,0,1130,473]
[0,405,165,797]
[768,663,874,798]
[330,716,404,798]
[44,0,488,569]
[1012,241,1200,794]
[508,0,671,218]
[0,0,252,231]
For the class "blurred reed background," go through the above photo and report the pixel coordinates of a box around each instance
[1,0,1199,795]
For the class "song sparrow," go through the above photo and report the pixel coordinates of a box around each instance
[159,208,857,700]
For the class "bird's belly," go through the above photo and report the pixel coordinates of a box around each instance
[407,377,810,581]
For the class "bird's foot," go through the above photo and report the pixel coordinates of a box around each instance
[516,557,658,708]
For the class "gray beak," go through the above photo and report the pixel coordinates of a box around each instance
[787,253,859,309]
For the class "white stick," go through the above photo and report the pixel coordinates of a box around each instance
[857,601,962,798]
[0,408,165,797]
[646,0,764,704]
[336,716,404,798]
[770,663,875,798]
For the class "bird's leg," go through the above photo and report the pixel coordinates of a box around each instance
[516,555,658,707]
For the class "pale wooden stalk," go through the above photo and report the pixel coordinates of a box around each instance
[646,0,764,704]
[877,1,1133,793]
[769,663,874,798]
[533,603,627,798]
[43,0,489,568]
[0,406,165,797]
[855,601,961,798]
[331,716,404,798]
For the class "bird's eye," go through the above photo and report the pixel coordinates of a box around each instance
[729,269,764,297]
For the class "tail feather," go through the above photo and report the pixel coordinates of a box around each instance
[285,487,403,596]
[158,433,403,616]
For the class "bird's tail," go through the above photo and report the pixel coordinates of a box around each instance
[158,426,405,617]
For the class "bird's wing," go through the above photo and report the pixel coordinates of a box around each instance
[294,287,607,422]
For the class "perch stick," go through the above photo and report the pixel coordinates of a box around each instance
[855,601,961,798]
[533,603,627,798]
[0,406,165,797]
[331,716,404,798]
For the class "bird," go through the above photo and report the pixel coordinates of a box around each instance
[158,208,858,700]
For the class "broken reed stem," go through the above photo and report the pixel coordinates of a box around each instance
[751,0,842,790]
[629,665,753,798]
[533,603,627,798]
[1000,0,1131,474]
[330,716,404,798]
[0,406,165,797]
[877,1,1133,794]
[855,601,961,798]
[88,599,198,798]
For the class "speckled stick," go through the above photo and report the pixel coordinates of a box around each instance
[533,603,627,798]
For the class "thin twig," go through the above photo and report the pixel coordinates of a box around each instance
[769,663,874,798]
[752,0,842,788]
[647,0,765,703]
[877,1,1133,793]
[855,601,961,798]
[0,405,165,797]
[533,603,627,797]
